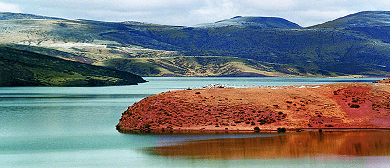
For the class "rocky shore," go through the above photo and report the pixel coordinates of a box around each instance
[117,80,390,133]
[374,77,390,83]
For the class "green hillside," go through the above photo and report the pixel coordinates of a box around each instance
[104,56,325,77]
[144,14,390,76]
[0,46,146,86]
[1,11,390,77]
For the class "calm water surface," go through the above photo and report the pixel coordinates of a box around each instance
[1,77,390,167]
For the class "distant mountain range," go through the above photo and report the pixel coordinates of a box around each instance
[1,11,390,77]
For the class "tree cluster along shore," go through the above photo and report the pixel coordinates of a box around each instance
[116,78,390,133]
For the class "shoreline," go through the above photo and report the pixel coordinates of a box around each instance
[117,127,390,134]
[117,81,390,134]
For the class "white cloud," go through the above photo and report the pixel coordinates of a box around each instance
[241,0,297,10]
[0,2,21,12]
[187,0,239,25]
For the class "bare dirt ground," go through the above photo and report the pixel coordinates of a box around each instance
[117,82,390,133]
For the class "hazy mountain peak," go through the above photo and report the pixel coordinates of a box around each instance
[121,20,168,27]
[197,16,301,29]
[0,12,63,20]
[312,11,390,28]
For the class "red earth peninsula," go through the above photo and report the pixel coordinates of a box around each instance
[116,82,390,133]
[374,77,390,83]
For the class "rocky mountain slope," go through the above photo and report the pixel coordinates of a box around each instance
[1,11,390,77]
[0,46,145,86]
[197,16,301,28]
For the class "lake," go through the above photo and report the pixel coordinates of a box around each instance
[1,77,390,168]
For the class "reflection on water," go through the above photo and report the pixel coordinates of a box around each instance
[147,131,390,159]
[1,77,388,167]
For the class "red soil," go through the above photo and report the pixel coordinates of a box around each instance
[116,83,390,133]
[374,78,390,83]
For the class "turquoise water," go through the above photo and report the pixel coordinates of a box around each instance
[1,77,389,167]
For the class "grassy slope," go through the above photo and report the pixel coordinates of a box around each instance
[146,26,390,76]
[0,46,145,86]
[104,56,335,77]
[1,12,390,77]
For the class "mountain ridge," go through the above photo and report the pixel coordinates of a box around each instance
[1,11,390,77]
[196,16,301,28]
[2,11,389,28]
[0,12,64,20]
[311,11,390,28]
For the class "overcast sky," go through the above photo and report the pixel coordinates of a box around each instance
[1,0,390,27]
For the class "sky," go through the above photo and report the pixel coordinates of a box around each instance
[1,0,390,27]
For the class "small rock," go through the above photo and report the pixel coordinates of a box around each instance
[277,127,286,133]
[254,127,260,132]
[350,104,360,108]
